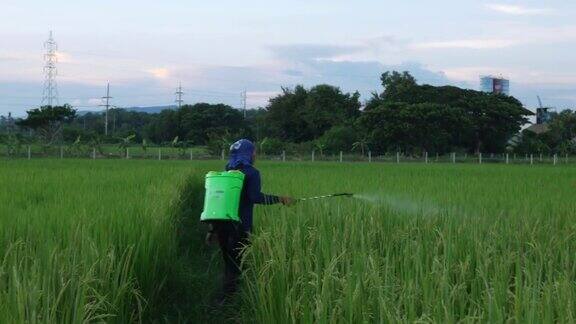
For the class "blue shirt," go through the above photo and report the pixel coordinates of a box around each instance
[226,164,279,233]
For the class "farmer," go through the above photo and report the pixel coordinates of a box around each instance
[206,138,295,302]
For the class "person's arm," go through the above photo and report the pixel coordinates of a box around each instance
[245,170,279,205]
[245,170,295,205]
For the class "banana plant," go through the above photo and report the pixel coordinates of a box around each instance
[352,138,369,156]
[171,136,189,157]
[259,137,269,155]
[314,140,326,157]
[67,135,83,156]
[118,134,135,157]
[89,136,104,156]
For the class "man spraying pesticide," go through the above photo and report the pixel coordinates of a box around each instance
[201,139,295,303]
[201,139,354,303]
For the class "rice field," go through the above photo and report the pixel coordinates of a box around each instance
[1,160,575,322]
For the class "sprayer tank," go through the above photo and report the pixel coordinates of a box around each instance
[201,171,245,222]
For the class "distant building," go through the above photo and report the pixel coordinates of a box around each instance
[536,108,551,125]
[524,123,549,135]
[480,76,510,95]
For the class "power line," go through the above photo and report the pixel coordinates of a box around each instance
[41,31,59,106]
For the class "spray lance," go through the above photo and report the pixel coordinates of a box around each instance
[298,193,354,202]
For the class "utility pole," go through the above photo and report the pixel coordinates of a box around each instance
[241,89,247,118]
[175,82,184,108]
[7,112,14,134]
[100,83,112,136]
[41,31,59,106]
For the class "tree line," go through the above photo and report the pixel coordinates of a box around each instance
[2,71,575,155]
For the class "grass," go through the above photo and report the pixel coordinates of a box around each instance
[1,160,575,322]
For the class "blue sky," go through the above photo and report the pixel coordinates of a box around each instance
[1,0,575,116]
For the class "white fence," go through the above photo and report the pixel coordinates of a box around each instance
[2,145,575,165]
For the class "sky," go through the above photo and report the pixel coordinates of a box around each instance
[1,0,575,117]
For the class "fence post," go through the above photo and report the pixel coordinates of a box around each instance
[452,152,456,164]
[60,146,64,159]
[368,151,372,163]
[339,151,343,163]
[530,154,533,165]
[158,148,161,161]
[27,145,31,159]
[506,153,509,164]
[92,148,96,160]
[312,150,315,162]
[126,148,130,159]
[539,154,543,162]
[220,149,225,160]
[553,154,557,165]
[479,153,482,164]
[566,154,569,164]
[190,150,193,160]
[425,151,428,164]
[396,152,400,164]
[282,150,286,162]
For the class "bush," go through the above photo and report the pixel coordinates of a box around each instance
[318,125,358,154]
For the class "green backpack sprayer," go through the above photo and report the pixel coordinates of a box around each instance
[201,171,246,222]
[200,171,353,223]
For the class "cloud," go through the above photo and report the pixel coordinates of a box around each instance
[486,4,553,16]
[269,44,363,61]
[146,68,170,79]
[412,25,576,51]
[412,38,519,50]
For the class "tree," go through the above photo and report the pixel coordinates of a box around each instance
[265,85,361,143]
[358,102,467,154]
[17,105,76,145]
[379,71,417,100]
[363,71,532,153]
[178,103,248,145]
[514,109,576,154]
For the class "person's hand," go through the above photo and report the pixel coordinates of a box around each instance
[205,232,218,246]
[279,196,296,206]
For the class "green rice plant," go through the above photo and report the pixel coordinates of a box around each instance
[0,160,223,322]
[242,163,576,323]
[2,160,576,323]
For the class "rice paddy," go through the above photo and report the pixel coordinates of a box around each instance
[1,160,575,322]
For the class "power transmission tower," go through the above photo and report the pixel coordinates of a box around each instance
[175,83,184,108]
[241,89,247,118]
[41,31,59,106]
[100,83,112,136]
